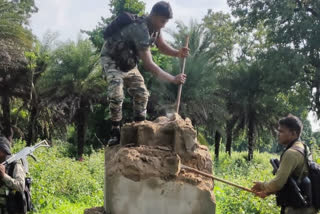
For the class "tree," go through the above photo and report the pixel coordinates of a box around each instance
[0,0,36,138]
[84,0,145,50]
[24,32,59,145]
[38,39,107,158]
[220,46,307,160]
[227,0,320,117]
[162,19,229,159]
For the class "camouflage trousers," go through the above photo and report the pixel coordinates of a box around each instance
[101,56,149,122]
[284,206,317,214]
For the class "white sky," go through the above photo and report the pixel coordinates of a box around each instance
[29,0,320,132]
[30,0,230,42]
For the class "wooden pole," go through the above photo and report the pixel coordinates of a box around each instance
[175,36,189,114]
[180,164,255,193]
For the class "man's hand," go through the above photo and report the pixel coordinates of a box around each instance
[0,165,6,178]
[173,73,187,85]
[176,47,190,58]
[251,181,270,199]
[254,191,269,199]
[251,181,264,192]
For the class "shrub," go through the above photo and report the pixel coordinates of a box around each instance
[12,140,104,214]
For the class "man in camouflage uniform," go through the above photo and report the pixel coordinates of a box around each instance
[101,1,189,146]
[251,115,317,214]
[0,137,26,214]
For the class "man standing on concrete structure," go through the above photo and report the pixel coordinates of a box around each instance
[251,115,317,214]
[101,1,189,146]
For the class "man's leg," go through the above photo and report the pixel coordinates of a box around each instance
[101,56,125,146]
[124,68,149,122]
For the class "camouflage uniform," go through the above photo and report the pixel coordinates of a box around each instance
[101,19,160,122]
[0,159,26,214]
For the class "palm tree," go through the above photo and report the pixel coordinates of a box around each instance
[0,0,33,47]
[0,0,34,138]
[162,20,228,156]
[38,39,107,158]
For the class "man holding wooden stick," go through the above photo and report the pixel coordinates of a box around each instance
[101,1,189,146]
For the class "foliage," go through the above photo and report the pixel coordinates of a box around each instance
[37,38,107,157]
[84,0,145,50]
[213,151,280,214]
[0,0,36,47]
[13,139,104,214]
[164,19,229,137]
[227,0,320,117]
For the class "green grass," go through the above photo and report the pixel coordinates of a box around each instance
[212,151,280,214]
[13,139,104,214]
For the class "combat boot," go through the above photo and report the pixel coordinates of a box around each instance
[134,115,146,122]
[107,128,120,146]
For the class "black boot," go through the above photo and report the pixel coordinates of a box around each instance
[134,115,146,122]
[107,128,120,146]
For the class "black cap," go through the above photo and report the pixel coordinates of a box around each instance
[151,1,173,19]
[0,137,11,155]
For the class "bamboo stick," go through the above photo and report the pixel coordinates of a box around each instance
[175,36,189,114]
[180,164,255,193]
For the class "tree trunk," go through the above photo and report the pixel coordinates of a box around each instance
[247,117,255,161]
[226,120,234,156]
[26,104,38,146]
[75,99,89,159]
[1,93,11,139]
[214,131,221,159]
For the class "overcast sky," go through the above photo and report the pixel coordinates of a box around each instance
[30,0,230,41]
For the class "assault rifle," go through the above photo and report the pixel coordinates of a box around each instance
[270,158,308,206]
[1,140,50,172]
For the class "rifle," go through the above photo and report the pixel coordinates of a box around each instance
[1,140,50,173]
[270,158,308,206]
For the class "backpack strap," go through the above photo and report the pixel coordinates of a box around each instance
[6,162,17,178]
[280,139,299,160]
[291,146,305,156]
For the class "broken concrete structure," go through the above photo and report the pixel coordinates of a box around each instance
[104,114,215,214]
[84,114,215,214]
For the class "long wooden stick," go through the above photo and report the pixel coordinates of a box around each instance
[180,164,255,193]
[175,36,189,114]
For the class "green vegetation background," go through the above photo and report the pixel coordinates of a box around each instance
[13,139,320,214]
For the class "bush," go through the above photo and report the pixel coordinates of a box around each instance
[212,151,280,214]
[13,140,104,214]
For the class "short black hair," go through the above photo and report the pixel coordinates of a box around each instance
[150,1,173,19]
[279,114,303,137]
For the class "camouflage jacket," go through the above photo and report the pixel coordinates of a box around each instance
[0,159,25,208]
[101,18,160,72]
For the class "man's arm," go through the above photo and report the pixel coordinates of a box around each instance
[251,150,302,197]
[0,163,25,192]
[138,48,186,84]
[155,34,189,58]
